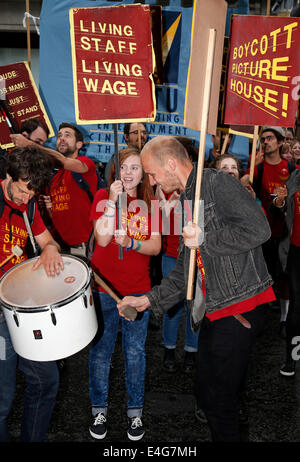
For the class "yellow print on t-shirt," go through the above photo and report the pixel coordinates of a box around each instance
[121,209,149,239]
[296,192,300,214]
[51,179,70,212]
[1,223,28,265]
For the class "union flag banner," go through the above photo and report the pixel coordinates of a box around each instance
[224,15,300,127]
[69,4,156,125]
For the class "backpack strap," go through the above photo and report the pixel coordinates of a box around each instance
[252,162,263,199]
[71,171,94,203]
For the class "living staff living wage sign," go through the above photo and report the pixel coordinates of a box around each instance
[224,15,300,127]
[69,4,156,125]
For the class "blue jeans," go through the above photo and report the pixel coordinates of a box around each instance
[161,254,199,352]
[0,314,59,442]
[89,292,149,418]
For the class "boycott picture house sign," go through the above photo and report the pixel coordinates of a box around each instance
[224,15,300,127]
[69,5,156,125]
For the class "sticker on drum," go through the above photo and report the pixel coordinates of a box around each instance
[64,276,76,284]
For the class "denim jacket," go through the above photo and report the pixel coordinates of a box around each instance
[278,169,300,272]
[147,166,272,327]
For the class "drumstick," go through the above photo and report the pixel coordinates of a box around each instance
[0,245,23,268]
[93,270,137,320]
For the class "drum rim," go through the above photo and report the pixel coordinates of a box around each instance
[0,254,92,312]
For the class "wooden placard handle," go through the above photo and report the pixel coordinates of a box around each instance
[186,28,216,301]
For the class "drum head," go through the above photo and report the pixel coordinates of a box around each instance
[0,255,89,309]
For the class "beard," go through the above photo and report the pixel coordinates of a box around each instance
[57,144,75,157]
[7,180,14,202]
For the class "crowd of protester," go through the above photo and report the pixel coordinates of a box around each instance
[1,119,300,443]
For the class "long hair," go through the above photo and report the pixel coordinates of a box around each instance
[108,147,153,210]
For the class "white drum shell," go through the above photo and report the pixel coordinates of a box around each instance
[0,255,98,361]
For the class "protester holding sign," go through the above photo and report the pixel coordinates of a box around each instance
[117,136,275,442]
[89,146,161,441]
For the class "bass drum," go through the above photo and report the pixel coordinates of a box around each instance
[0,255,98,361]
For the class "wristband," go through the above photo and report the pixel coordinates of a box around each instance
[106,200,116,209]
[103,212,115,218]
[135,240,142,252]
[126,238,134,251]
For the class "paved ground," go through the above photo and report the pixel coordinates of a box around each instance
[5,304,300,452]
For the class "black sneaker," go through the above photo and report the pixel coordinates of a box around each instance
[127,416,145,441]
[280,360,296,377]
[89,413,107,439]
[183,352,196,373]
[195,404,207,423]
[163,348,176,372]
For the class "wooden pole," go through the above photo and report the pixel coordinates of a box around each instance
[186,28,216,301]
[266,0,271,16]
[221,133,229,155]
[25,0,31,69]
[249,125,259,184]
[113,124,123,260]
[138,125,142,150]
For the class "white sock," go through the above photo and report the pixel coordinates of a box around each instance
[280,299,289,322]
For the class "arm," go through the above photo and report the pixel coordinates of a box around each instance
[201,171,271,256]
[115,231,161,256]
[118,246,187,318]
[10,134,88,173]
[32,229,64,277]
[93,180,123,247]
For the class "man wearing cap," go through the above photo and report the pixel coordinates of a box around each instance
[247,127,296,329]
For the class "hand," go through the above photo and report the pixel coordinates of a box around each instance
[117,295,150,317]
[182,221,202,249]
[109,180,123,203]
[244,184,256,199]
[10,134,32,147]
[32,245,64,277]
[39,195,52,210]
[274,185,288,207]
[255,150,264,165]
[114,229,131,248]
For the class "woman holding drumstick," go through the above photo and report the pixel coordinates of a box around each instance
[88,146,161,441]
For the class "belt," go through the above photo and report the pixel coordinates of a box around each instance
[234,314,251,329]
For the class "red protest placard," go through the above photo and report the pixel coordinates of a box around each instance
[0,62,54,149]
[224,15,300,127]
[69,4,156,125]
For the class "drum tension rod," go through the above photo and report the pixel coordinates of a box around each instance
[50,307,57,326]
[13,309,19,327]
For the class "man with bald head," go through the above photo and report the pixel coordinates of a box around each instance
[118,135,274,442]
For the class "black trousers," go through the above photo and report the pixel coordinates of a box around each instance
[195,305,266,442]
[286,244,300,358]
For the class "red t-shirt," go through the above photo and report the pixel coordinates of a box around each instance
[196,249,275,321]
[49,157,97,246]
[162,193,181,258]
[90,189,160,296]
[162,192,192,258]
[250,160,291,237]
[290,191,300,247]
[0,181,46,271]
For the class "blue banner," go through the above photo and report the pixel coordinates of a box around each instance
[39,0,250,167]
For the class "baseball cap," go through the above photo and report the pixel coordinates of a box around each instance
[261,126,285,139]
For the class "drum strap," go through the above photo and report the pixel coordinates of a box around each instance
[0,185,36,246]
